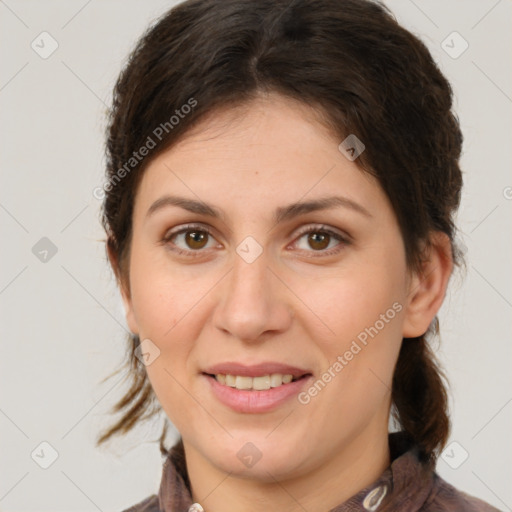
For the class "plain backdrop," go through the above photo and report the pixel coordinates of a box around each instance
[0,1,511,511]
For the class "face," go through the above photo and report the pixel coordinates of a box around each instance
[119,93,421,481]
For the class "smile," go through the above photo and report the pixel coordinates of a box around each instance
[212,373,299,390]
[202,372,312,413]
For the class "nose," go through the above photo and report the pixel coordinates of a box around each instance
[212,248,294,343]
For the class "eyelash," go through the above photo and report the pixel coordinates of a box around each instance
[161,223,351,258]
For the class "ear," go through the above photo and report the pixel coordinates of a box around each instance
[402,231,453,338]
[107,242,140,336]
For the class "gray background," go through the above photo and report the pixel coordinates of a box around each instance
[0,1,510,511]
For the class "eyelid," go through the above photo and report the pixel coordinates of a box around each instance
[291,223,351,243]
[164,222,214,237]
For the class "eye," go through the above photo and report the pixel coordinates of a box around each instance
[162,223,350,258]
[291,225,350,256]
[162,224,218,256]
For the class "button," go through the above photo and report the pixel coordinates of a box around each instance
[188,504,204,512]
[362,485,388,511]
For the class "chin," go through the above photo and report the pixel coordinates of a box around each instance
[207,439,306,481]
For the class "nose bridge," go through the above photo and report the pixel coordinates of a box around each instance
[213,242,292,341]
[231,252,267,303]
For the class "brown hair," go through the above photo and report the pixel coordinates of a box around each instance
[97,0,464,471]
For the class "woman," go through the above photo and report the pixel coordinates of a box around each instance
[96,0,501,510]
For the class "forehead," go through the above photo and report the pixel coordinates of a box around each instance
[134,94,388,222]
[170,94,343,163]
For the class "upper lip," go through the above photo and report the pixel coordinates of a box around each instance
[202,362,312,378]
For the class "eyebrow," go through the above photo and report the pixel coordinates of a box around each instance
[146,194,372,223]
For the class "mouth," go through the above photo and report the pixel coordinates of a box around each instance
[202,371,313,413]
[202,372,311,391]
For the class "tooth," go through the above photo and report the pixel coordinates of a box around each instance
[235,376,253,390]
[225,374,237,387]
[216,373,297,389]
[252,375,271,390]
[270,373,283,387]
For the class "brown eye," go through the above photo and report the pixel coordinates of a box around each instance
[163,224,217,256]
[306,232,330,251]
[293,225,350,256]
[184,229,209,250]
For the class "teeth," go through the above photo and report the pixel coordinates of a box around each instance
[235,376,252,390]
[215,373,296,390]
[253,375,270,390]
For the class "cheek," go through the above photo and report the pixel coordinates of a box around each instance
[128,245,209,340]
[127,249,212,396]
[132,264,203,429]
[298,255,406,404]
[292,257,406,347]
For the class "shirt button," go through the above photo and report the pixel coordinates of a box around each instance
[188,504,204,512]
[362,484,388,511]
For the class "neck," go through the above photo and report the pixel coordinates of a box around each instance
[183,425,391,512]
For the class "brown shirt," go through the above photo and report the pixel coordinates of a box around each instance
[122,431,502,512]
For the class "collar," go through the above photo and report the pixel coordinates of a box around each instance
[158,431,434,512]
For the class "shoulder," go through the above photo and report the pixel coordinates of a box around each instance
[120,494,160,512]
[421,473,502,511]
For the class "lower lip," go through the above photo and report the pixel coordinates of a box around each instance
[203,374,312,413]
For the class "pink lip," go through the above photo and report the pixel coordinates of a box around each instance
[202,361,311,378]
[203,374,313,413]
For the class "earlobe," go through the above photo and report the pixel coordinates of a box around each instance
[402,232,453,338]
[107,242,140,336]
[120,286,140,336]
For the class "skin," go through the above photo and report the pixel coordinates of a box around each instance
[113,92,453,512]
